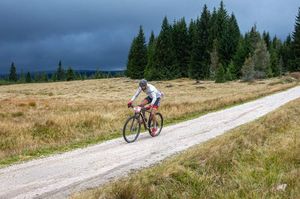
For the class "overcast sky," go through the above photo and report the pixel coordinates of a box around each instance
[0,0,299,73]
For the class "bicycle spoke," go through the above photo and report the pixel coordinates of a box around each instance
[130,117,135,131]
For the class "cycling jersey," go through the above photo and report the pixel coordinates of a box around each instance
[130,84,162,106]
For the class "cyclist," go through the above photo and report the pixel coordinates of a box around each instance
[128,79,163,136]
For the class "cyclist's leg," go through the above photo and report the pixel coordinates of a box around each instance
[141,96,152,107]
[151,98,160,129]
[151,108,157,126]
[139,97,152,123]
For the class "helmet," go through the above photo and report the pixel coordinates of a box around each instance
[139,79,147,88]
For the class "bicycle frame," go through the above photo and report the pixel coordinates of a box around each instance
[133,106,153,130]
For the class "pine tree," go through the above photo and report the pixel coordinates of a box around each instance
[215,1,230,66]
[106,72,112,78]
[51,73,57,82]
[26,72,32,83]
[41,72,48,82]
[216,1,228,41]
[56,60,65,81]
[281,35,292,73]
[126,26,148,79]
[267,65,273,78]
[153,17,177,79]
[215,64,226,83]
[144,31,157,80]
[278,56,284,76]
[228,14,240,58]
[272,36,282,50]
[134,26,148,78]
[66,67,75,81]
[219,13,240,66]
[269,37,282,76]
[125,37,137,77]
[262,31,271,50]
[235,27,261,77]
[82,73,87,80]
[189,4,211,80]
[19,70,26,83]
[232,37,247,78]
[252,40,271,78]
[246,25,261,56]
[291,7,300,71]
[188,19,197,41]
[209,7,218,50]
[9,62,17,82]
[210,39,219,78]
[172,18,190,77]
[237,27,268,80]
[242,56,255,81]
[188,19,196,56]
[270,47,280,77]
[94,69,104,79]
[225,67,233,81]
[34,73,42,82]
[198,4,211,79]
[75,72,82,80]
[227,61,237,80]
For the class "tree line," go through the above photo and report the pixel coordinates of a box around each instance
[2,60,124,85]
[126,2,300,82]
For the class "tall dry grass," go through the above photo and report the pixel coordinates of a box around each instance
[72,98,300,199]
[0,77,298,165]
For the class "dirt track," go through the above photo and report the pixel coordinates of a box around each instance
[0,86,299,199]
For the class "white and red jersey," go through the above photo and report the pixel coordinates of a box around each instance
[130,84,162,106]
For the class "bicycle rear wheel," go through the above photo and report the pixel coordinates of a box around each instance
[148,112,163,137]
[123,115,141,143]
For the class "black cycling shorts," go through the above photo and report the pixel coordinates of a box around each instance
[145,96,161,107]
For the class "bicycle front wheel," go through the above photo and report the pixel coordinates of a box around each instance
[123,115,141,143]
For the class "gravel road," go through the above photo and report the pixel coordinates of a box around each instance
[0,86,299,199]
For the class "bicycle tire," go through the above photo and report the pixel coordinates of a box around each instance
[148,112,163,137]
[123,115,141,143]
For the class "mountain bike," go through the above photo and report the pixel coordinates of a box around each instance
[123,105,163,143]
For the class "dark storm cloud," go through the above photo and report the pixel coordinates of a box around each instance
[0,0,299,73]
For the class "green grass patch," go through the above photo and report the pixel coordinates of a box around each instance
[28,101,37,107]
[11,111,24,117]
[32,120,62,141]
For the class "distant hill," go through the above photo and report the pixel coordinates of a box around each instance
[0,70,125,79]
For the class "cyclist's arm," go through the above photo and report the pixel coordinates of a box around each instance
[130,87,142,102]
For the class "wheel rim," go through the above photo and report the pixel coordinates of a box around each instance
[123,116,140,143]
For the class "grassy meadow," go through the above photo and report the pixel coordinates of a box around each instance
[72,96,300,199]
[0,76,299,166]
